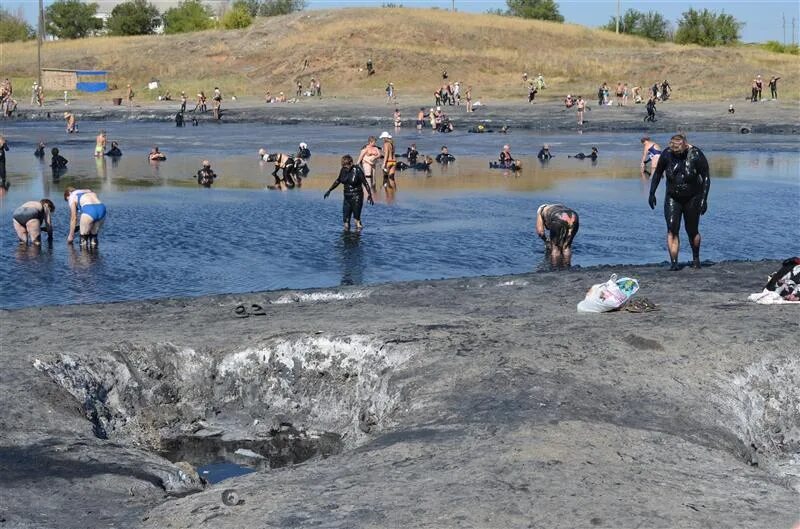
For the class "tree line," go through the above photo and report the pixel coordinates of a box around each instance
[0,0,305,41]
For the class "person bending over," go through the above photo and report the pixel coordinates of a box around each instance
[64,187,106,248]
[12,198,54,245]
[648,134,710,270]
[640,136,661,178]
[536,204,579,267]
[324,155,374,231]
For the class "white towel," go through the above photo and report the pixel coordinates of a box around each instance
[747,289,800,304]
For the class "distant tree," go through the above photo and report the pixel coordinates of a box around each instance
[45,0,102,39]
[222,1,253,29]
[0,8,35,42]
[674,8,742,46]
[603,8,670,42]
[237,0,261,17]
[258,0,306,17]
[106,0,160,36]
[506,0,564,22]
[163,0,214,34]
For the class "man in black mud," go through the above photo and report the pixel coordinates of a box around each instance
[324,154,374,231]
[648,134,711,270]
[197,160,217,188]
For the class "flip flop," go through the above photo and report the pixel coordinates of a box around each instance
[625,298,659,313]
[234,305,249,318]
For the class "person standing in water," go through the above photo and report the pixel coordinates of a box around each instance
[12,199,55,245]
[197,160,217,187]
[324,154,374,231]
[536,204,579,267]
[648,134,711,270]
[380,131,397,189]
[640,136,661,178]
[0,135,8,188]
[64,187,107,247]
[94,130,107,158]
[357,136,381,191]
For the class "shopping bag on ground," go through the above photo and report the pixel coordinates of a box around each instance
[577,274,640,313]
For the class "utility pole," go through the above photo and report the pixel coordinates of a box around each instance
[37,0,44,88]
[793,17,797,46]
[616,0,620,34]
[452,0,455,12]
[783,13,786,45]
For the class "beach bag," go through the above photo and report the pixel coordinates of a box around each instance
[577,274,640,313]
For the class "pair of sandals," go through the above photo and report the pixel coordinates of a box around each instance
[624,297,659,313]
[234,304,267,318]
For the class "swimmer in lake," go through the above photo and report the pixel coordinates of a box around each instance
[640,136,661,178]
[648,134,710,270]
[50,147,68,170]
[537,144,553,161]
[64,186,106,247]
[105,141,122,157]
[197,160,217,187]
[12,198,54,245]
[570,147,598,160]
[149,146,166,162]
[436,146,455,164]
[323,154,374,231]
[536,204,579,267]
[406,143,419,165]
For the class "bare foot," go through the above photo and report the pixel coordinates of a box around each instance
[355,221,363,230]
[343,223,350,231]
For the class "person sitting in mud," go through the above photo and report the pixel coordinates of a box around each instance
[12,198,54,245]
[297,142,311,159]
[34,141,46,158]
[149,146,166,162]
[413,156,434,172]
[564,94,575,108]
[537,144,553,161]
[536,203,579,267]
[640,136,661,178]
[469,123,493,133]
[405,143,419,165]
[271,152,299,188]
[500,144,515,165]
[436,146,455,164]
[50,147,68,170]
[499,125,510,134]
[64,112,77,133]
[570,147,598,160]
[105,141,122,158]
[728,104,735,114]
[64,186,106,247]
[197,160,217,188]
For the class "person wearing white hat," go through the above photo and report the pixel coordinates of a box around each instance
[537,144,553,161]
[379,132,396,189]
[197,160,217,188]
[297,142,310,159]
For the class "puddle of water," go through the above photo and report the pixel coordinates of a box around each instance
[198,461,257,484]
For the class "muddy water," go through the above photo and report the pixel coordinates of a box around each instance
[0,122,798,308]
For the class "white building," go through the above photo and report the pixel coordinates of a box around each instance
[93,0,228,34]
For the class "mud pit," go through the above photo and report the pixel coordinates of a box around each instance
[1,262,798,528]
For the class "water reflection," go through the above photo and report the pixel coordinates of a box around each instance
[337,230,363,286]
[67,244,101,271]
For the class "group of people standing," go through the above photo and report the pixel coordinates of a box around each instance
[750,75,780,101]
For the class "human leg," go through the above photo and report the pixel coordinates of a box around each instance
[683,195,703,268]
[12,219,28,243]
[664,196,683,270]
[342,196,353,230]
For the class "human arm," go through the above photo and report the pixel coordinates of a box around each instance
[535,209,547,241]
[323,171,343,198]
[361,172,374,205]
[648,154,667,209]
[66,200,77,243]
[696,150,710,214]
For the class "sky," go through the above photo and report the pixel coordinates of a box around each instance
[3,0,799,43]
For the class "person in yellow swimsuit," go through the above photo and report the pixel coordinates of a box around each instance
[379,131,396,190]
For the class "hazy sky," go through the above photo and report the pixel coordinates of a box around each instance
[4,0,799,43]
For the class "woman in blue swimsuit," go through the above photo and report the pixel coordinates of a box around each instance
[64,186,107,247]
[640,136,662,178]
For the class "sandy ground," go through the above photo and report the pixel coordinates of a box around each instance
[1,260,798,529]
[7,96,800,134]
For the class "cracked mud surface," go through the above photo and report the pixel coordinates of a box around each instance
[1,261,798,528]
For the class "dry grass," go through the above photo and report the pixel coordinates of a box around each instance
[1,8,798,101]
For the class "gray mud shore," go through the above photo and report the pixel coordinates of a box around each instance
[1,260,798,529]
[7,97,800,134]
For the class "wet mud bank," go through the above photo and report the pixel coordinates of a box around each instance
[8,99,800,134]
[1,260,798,528]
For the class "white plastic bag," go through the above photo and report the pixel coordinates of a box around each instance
[577,274,640,313]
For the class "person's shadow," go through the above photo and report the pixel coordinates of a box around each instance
[338,231,364,286]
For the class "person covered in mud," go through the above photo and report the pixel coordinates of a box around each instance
[175,111,185,127]
[297,142,311,159]
[0,135,8,187]
[536,204,579,267]
[648,134,711,270]
[105,141,122,158]
[271,152,299,188]
[500,144,514,164]
[640,136,661,178]
[64,186,106,247]
[323,154,374,231]
[537,144,553,161]
[405,143,419,165]
[34,141,46,158]
[570,147,598,160]
[12,198,54,245]
[50,147,68,170]
[436,146,455,164]
[197,160,217,188]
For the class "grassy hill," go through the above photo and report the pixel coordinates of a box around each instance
[1,8,798,102]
